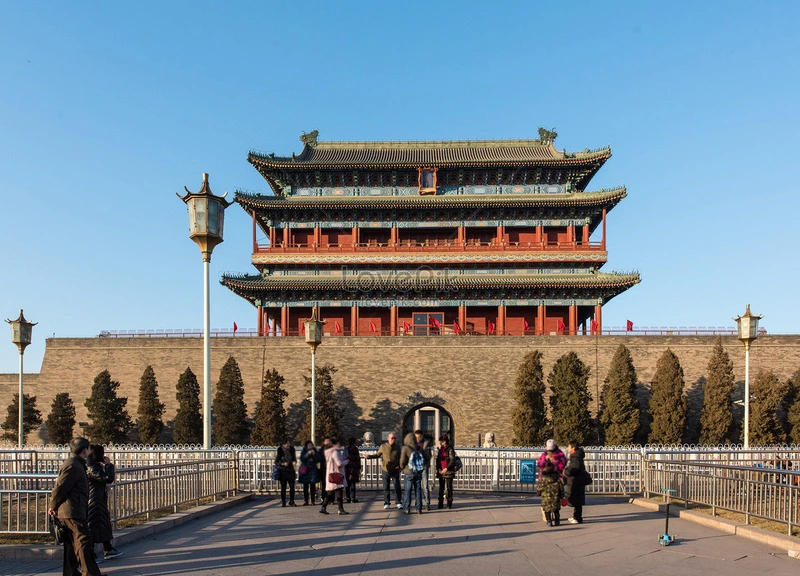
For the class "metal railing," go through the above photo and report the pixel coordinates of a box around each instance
[643,460,800,536]
[0,455,237,535]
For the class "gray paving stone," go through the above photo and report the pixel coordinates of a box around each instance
[3,495,797,576]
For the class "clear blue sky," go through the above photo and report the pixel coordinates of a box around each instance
[2,1,799,373]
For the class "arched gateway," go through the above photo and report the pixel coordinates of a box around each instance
[401,403,453,445]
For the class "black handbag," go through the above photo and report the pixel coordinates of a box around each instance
[50,514,67,545]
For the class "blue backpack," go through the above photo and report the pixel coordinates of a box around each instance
[410,449,426,473]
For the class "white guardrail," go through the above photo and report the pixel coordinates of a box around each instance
[1,444,799,536]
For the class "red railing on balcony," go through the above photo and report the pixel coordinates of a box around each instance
[255,240,604,254]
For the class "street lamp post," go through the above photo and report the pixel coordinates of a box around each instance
[304,307,326,446]
[6,310,36,449]
[179,173,231,449]
[734,304,763,449]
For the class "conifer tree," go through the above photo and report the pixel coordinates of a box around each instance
[748,369,789,445]
[136,365,165,444]
[1,393,42,444]
[46,393,76,445]
[85,370,132,444]
[297,364,340,443]
[548,352,592,445]
[785,371,800,444]
[212,356,250,445]
[174,367,203,445]
[698,339,736,444]
[599,344,640,445]
[251,368,288,446]
[511,350,550,445]
[647,349,687,444]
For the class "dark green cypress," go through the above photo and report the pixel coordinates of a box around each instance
[85,370,132,444]
[599,344,641,445]
[46,393,76,445]
[297,364,340,443]
[647,349,687,445]
[136,366,165,444]
[1,393,42,444]
[698,339,736,444]
[511,350,550,445]
[786,371,800,444]
[548,352,592,446]
[748,369,789,445]
[251,368,288,446]
[212,357,250,445]
[174,367,202,445]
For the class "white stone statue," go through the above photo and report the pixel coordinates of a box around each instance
[484,432,497,448]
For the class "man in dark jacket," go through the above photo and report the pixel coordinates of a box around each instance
[366,433,402,509]
[399,433,424,514]
[414,429,433,511]
[563,440,587,524]
[49,437,105,576]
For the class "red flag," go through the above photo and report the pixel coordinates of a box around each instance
[453,321,461,334]
[488,321,495,335]
[428,315,441,329]
[590,319,598,333]
[403,321,411,334]
[557,319,565,332]
[369,320,377,333]
[626,320,634,331]
[523,319,530,332]
[335,321,341,334]
[301,323,305,335]
[233,322,238,333]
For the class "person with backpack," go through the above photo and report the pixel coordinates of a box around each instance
[414,429,433,511]
[436,433,457,509]
[399,433,425,514]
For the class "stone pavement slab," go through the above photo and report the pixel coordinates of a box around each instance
[4,495,797,576]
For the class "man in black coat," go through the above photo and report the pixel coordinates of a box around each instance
[563,440,587,524]
[49,437,105,576]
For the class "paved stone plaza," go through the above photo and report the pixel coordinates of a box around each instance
[5,495,797,576]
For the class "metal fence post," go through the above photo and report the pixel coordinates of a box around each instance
[493,449,501,491]
[145,467,152,521]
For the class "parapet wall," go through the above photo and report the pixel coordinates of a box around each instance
[3,335,799,446]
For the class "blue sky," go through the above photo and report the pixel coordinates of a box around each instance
[2,1,799,373]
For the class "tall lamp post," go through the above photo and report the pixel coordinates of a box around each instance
[304,307,326,446]
[178,173,231,449]
[6,310,36,449]
[734,304,763,449]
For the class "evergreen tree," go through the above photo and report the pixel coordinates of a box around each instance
[251,368,288,446]
[511,350,550,445]
[85,370,132,444]
[748,369,789,445]
[174,367,203,445]
[212,356,250,445]
[698,339,736,444]
[786,371,800,444]
[647,349,687,444]
[136,365,165,444]
[599,344,641,445]
[46,393,76,445]
[547,352,592,445]
[1,393,43,444]
[297,364,340,443]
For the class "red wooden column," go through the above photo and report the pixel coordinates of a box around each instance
[281,305,289,336]
[537,303,545,335]
[594,304,602,335]
[569,304,578,336]
[257,306,263,335]
[582,223,590,246]
[601,208,607,251]
[283,227,290,248]
[537,225,544,247]
[496,224,503,245]
[458,225,465,248]
[497,304,506,335]
[391,227,398,247]
[251,210,257,252]
[314,225,321,249]
[458,303,466,334]
[269,226,276,249]
[351,305,358,336]
[390,305,398,336]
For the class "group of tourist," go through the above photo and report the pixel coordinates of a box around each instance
[536,439,589,527]
[274,430,458,516]
[49,437,122,576]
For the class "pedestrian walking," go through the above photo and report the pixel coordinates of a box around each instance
[436,433,456,509]
[414,429,433,511]
[563,439,587,524]
[400,433,425,514]
[320,438,348,515]
[86,445,121,563]
[366,433,402,509]
[48,437,106,576]
[344,437,362,503]
[298,441,321,505]
[275,440,297,507]
[538,458,563,527]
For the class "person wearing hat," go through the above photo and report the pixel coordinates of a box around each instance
[537,439,567,476]
[49,437,106,576]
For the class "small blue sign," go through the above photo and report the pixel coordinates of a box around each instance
[520,459,537,484]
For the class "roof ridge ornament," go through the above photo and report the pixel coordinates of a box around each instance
[537,127,557,145]
[300,130,319,148]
